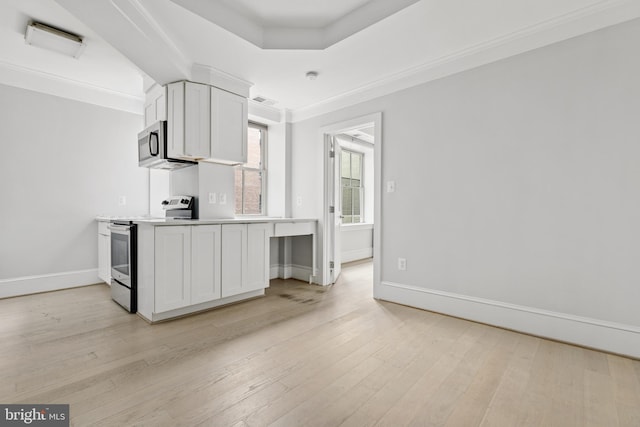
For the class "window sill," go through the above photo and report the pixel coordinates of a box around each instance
[341,223,373,231]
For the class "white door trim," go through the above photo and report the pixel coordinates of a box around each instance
[320,112,382,287]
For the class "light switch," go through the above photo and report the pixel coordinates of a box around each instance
[386,181,396,193]
[208,192,217,204]
[219,193,227,205]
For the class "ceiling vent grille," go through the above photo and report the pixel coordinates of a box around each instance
[252,96,276,106]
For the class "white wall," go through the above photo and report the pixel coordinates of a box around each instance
[198,162,235,219]
[290,19,640,357]
[267,121,292,218]
[341,224,373,264]
[0,84,146,295]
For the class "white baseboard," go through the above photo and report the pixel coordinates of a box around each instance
[0,269,102,299]
[270,264,314,283]
[377,281,640,359]
[270,265,280,280]
[342,248,373,264]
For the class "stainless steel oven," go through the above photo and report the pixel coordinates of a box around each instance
[109,221,137,313]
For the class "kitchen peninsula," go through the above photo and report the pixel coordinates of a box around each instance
[133,217,316,322]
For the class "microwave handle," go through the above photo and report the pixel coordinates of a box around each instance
[149,132,159,156]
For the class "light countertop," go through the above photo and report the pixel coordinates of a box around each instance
[96,216,317,226]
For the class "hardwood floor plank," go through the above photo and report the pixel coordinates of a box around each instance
[478,334,540,426]
[1,260,639,427]
[584,369,619,426]
[340,317,474,427]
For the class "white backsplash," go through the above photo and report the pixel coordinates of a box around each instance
[149,162,235,219]
[198,162,236,219]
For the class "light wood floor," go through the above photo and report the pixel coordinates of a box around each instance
[2,260,639,426]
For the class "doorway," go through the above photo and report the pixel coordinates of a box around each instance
[322,113,382,287]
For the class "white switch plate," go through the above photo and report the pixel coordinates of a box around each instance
[296,196,302,206]
[208,192,217,204]
[219,193,227,205]
[398,258,406,271]
[387,181,396,193]
[118,195,126,206]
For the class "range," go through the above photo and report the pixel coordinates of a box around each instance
[107,195,195,313]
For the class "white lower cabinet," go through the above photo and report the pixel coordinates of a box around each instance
[191,225,222,304]
[97,221,111,284]
[221,223,271,298]
[155,226,191,312]
[155,225,224,312]
[221,224,247,298]
[152,223,268,316]
[247,223,271,290]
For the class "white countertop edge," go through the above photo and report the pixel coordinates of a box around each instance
[96,216,317,225]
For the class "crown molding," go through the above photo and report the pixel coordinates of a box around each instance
[290,0,640,123]
[191,63,253,98]
[0,60,144,114]
[248,100,282,124]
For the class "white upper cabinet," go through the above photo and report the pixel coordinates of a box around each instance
[144,84,166,127]
[167,81,211,160]
[166,81,247,165]
[167,82,185,159]
[211,87,247,165]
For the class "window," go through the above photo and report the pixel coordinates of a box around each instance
[341,149,363,224]
[235,122,267,215]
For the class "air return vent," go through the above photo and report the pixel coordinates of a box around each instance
[252,96,276,106]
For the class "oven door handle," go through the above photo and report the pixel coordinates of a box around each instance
[108,224,132,233]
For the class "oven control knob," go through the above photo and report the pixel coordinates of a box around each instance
[181,199,188,204]
[161,200,169,205]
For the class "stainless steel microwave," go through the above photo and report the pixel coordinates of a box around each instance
[138,121,195,170]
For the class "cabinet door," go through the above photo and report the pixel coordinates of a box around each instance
[98,232,111,283]
[144,85,166,127]
[166,82,185,159]
[155,226,191,312]
[246,223,271,291]
[144,103,155,128]
[211,87,247,164]
[184,82,211,159]
[221,224,247,298]
[191,225,222,304]
[155,89,166,121]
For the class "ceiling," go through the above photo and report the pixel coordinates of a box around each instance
[170,0,421,49]
[1,0,639,121]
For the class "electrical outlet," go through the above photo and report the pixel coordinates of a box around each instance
[118,195,126,206]
[208,192,217,204]
[219,193,227,205]
[296,196,302,207]
[398,258,406,271]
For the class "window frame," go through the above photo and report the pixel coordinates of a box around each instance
[340,148,364,224]
[235,121,268,216]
